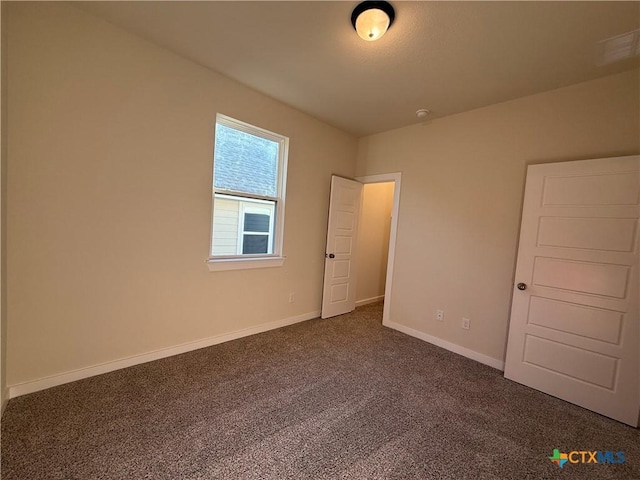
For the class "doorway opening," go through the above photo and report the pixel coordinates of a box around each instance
[356,173,401,325]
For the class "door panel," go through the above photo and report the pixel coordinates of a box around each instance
[537,217,637,252]
[528,296,622,344]
[522,335,618,389]
[532,257,629,298]
[332,260,350,278]
[542,172,638,206]
[321,176,362,319]
[504,155,639,426]
[333,236,353,255]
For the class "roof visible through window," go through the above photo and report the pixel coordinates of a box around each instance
[214,124,278,197]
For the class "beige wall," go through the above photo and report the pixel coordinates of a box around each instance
[355,182,394,303]
[7,3,357,387]
[356,69,640,364]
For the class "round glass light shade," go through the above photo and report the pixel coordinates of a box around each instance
[354,8,391,41]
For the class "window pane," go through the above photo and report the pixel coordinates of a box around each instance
[244,213,270,233]
[211,194,275,256]
[214,123,278,197]
[242,235,268,254]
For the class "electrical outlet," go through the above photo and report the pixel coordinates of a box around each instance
[462,318,470,330]
[289,292,295,303]
[436,309,444,321]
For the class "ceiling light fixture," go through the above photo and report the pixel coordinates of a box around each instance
[351,1,395,42]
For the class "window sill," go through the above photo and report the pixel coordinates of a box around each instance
[206,256,285,272]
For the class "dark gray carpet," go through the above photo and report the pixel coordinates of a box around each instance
[2,302,639,479]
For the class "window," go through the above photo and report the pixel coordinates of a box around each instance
[208,115,288,271]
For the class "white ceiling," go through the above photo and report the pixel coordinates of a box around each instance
[77,1,640,137]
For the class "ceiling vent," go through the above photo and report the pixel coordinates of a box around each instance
[596,29,640,66]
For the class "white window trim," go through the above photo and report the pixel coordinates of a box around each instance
[207,114,288,272]
[206,256,285,272]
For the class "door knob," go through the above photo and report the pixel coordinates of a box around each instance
[326,253,335,259]
[517,283,527,291]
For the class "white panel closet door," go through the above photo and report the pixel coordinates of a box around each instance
[321,176,363,319]
[504,156,639,426]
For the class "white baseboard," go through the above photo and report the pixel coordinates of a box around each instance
[8,310,321,399]
[383,319,505,371]
[355,295,384,307]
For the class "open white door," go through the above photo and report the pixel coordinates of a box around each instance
[321,176,363,319]
[504,156,639,426]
